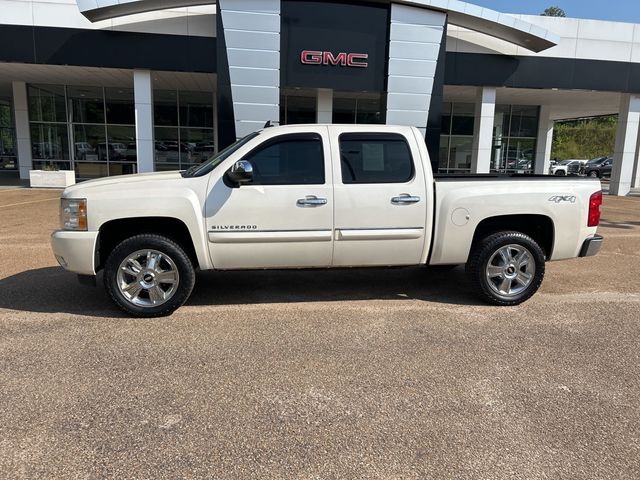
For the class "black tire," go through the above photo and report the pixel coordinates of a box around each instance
[466,231,545,306]
[104,234,196,317]
[555,170,566,176]
[588,170,599,178]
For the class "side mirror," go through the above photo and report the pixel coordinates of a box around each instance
[226,160,254,185]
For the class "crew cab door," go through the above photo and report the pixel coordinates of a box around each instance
[205,127,333,269]
[330,127,427,266]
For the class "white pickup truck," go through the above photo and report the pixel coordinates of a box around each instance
[52,124,604,317]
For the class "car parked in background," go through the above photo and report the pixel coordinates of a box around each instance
[581,157,613,178]
[550,159,586,176]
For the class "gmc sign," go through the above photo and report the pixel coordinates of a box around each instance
[300,50,369,68]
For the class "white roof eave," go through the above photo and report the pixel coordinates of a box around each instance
[76,0,559,52]
[400,0,559,52]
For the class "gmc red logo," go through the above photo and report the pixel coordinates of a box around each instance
[300,50,368,68]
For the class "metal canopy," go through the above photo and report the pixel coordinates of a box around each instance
[76,0,559,52]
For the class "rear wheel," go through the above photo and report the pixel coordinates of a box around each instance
[104,234,196,317]
[588,170,599,178]
[466,231,545,306]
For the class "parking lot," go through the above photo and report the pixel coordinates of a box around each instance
[1,188,639,479]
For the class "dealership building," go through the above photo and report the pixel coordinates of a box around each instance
[1,0,640,195]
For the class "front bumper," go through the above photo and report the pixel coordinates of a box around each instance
[579,234,604,257]
[51,230,99,275]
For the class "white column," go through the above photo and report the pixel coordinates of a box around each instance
[316,89,333,124]
[12,81,32,179]
[633,130,640,189]
[386,4,446,136]
[471,87,496,174]
[534,105,554,175]
[610,93,640,196]
[134,70,154,173]
[219,0,280,139]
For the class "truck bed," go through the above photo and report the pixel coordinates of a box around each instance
[433,173,591,181]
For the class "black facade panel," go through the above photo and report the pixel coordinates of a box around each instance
[281,0,388,92]
[446,53,519,88]
[509,57,575,90]
[446,52,640,93]
[572,59,631,92]
[0,24,36,63]
[0,24,216,73]
[215,5,236,149]
[425,20,448,170]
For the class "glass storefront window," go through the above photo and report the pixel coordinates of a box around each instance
[68,86,105,124]
[509,106,538,138]
[107,125,136,162]
[492,105,539,173]
[154,90,179,126]
[333,92,385,124]
[154,126,181,171]
[451,103,475,136]
[28,85,66,123]
[153,90,215,171]
[180,128,215,167]
[0,103,17,171]
[439,102,475,173]
[31,123,70,160]
[448,136,473,172]
[280,89,316,125]
[73,124,105,160]
[106,88,135,125]
[179,91,214,128]
[28,84,138,179]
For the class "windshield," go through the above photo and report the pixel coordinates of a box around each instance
[182,132,260,177]
[587,157,607,165]
[558,160,572,165]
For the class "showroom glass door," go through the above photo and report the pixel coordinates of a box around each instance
[332,91,385,124]
[280,88,317,125]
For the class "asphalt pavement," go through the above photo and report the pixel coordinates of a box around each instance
[0,188,639,479]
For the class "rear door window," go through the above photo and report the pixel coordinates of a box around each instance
[339,133,414,184]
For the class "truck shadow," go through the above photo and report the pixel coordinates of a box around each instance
[0,266,481,318]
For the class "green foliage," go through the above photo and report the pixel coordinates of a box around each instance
[551,116,617,160]
[541,6,567,17]
[42,162,60,172]
[0,104,11,128]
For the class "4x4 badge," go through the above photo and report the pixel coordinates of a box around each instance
[548,195,576,204]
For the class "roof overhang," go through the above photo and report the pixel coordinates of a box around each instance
[76,0,559,52]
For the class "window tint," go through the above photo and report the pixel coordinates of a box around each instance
[243,134,324,185]
[339,133,414,184]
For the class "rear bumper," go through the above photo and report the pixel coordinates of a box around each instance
[579,234,604,257]
[51,230,98,275]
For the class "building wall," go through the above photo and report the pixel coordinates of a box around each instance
[448,14,640,64]
[0,0,215,36]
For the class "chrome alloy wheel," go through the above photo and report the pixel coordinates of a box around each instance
[116,249,179,307]
[485,244,536,297]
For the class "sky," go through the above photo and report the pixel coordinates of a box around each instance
[469,0,640,23]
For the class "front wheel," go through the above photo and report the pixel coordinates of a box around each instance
[588,170,599,178]
[555,170,566,176]
[466,231,545,306]
[104,234,196,317]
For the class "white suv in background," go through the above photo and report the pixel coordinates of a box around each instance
[550,160,587,176]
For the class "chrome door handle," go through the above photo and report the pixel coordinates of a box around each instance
[297,195,328,207]
[391,194,421,205]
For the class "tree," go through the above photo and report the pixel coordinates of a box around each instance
[541,6,566,17]
[551,116,617,161]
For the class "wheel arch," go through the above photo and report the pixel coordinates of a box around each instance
[96,217,201,271]
[468,214,555,261]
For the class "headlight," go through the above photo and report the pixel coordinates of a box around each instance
[60,198,87,231]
